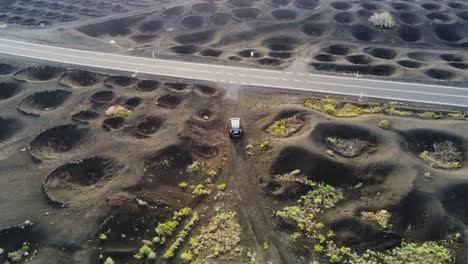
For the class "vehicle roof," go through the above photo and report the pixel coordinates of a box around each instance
[230,118,240,128]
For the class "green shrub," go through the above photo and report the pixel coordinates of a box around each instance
[447,112,465,120]
[135,245,156,260]
[103,257,115,264]
[179,182,188,189]
[180,251,193,263]
[191,184,211,196]
[369,11,396,29]
[314,244,324,253]
[99,233,107,240]
[323,104,337,115]
[417,112,443,120]
[378,120,391,130]
[188,161,201,173]
[155,220,178,236]
[217,183,226,191]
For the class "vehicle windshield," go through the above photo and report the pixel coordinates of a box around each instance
[0,0,467,263]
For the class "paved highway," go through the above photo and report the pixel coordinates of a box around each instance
[0,38,467,107]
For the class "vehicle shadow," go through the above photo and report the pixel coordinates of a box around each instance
[231,136,247,161]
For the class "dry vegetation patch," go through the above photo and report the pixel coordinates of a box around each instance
[265,114,304,137]
[420,141,463,169]
[326,137,375,157]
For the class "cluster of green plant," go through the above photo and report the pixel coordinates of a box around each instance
[378,119,391,130]
[417,112,443,120]
[7,244,30,263]
[190,184,211,196]
[188,161,201,173]
[360,210,392,229]
[419,141,463,169]
[276,181,343,244]
[260,139,271,148]
[163,212,199,260]
[134,243,156,260]
[155,220,179,237]
[263,242,269,251]
[180,251,193,263]
[217,183,226,191]
[368,11,397,29]
[179,182,188,189]
[99,233,107,240]
[322,234,460,264]
[189,211,243,261]
[105,105,132,118]
[103,257,115,264]
[272,119,287,135]
[304,98,383,118]
[305,98,466,121]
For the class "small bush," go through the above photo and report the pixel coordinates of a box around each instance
[378,120,391,130]
[180,251,193,263]
[99,233,107,240]
[217,183,226,191]
[105,105,132,117]
[155,220,178,236]
[103,257,115,264]
[179,182,188,189]
[188,161,201,173]
[369,11,397,29]
[417,112,443,120]
[191,184,211,196]
[323,104,337,115]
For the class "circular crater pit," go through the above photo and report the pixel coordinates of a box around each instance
[401,129,465,169]
[397,60,423,69]
[365,47,397,60]
[102,117,125,130]
[426,12,453,23]
[399,26,422,42]
[333,12,354,24]
[407,52,439,61]
[196,108,215,121]
[0,63,17,75]
[71,110,100,124]
[136,80,160,92]
[15,65,66,82]
[142,144,193,186]
[267,0,292,6]
[209,13,232,26]
[421,3,442,10]
[257,58,282,66]
[227,0,255,8]
[345,54,373,65]
[448,2,468,9]
[448,62,468,70]
[192,2,218,13]
[457,11,468,21]
[301,23,327,36]
[391,2,415,10]
[271,9,298,20]
[200,49,223,57]
[124,97,142,108]
[138,19,164,32]
[162,6,184,17]
[18,90,72,116]
[351,25,378,42]
[29,124,91,161]
[312,122,378,158]
[0,117,22,143]
[330,2,352,10]
[397,12,423,25]
[424,68,456,80]
[156,93,184,108]
[231,8,263,21]
[238,49,262,58]
[43,156,117,207]
[263,36,301,51]
[269,51,293,59]
[60,70,104,87]
[433,24,465,43]
[322,44,355,56]
[179,15,206,30]
[294,0,319,9]
[371,65,396,76]
[136,116,164,137]
[91,90,114,104]
[314,54,336,62]
[440,54,464,62]
[169,45,201,55]
[360,3,383,11]
[104,76,137,88]
[165,82,189,91]
[192,143,219,158]
[0,82,24,100]
[194,84,217,96]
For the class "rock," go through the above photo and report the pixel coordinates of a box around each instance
[354,183,363,189]
[326,150,334,156]
[378,120,391,130]
[203,115,209,120]
[289,169,301,176]
[0,248,4,255]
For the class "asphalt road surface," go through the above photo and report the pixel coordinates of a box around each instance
[0,38,467,107]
